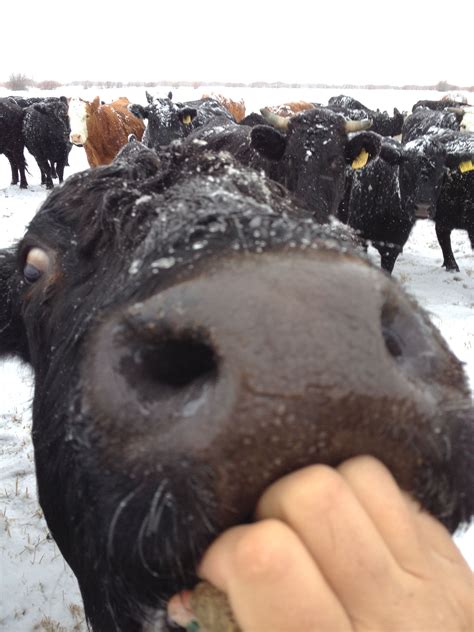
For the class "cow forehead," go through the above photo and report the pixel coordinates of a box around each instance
[68,97,88,119]
[149,98,179,124]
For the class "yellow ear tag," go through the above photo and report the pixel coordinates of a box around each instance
[182,114,192,125]
[352,149,369,169]
[459,160,474,173]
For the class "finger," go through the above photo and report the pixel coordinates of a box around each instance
[256,464,405,616]
[412,509,473,568]
[338,457,471,570]
[198,519,353,632]
[336,456,427,570]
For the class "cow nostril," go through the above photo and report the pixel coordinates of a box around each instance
[119,325,219,401]
[139,335,218,387]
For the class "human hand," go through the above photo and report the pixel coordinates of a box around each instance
[168,456,473,631]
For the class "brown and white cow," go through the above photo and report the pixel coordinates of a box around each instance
[201,92,246,122]
[265,100,316,117]
[68,96,145,167]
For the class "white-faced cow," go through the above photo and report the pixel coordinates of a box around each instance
[68,96,145,167]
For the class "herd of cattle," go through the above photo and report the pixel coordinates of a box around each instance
[0,91,473,272]
[1,90,474,631]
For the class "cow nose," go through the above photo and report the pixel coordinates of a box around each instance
[84,250,461,525]
[70,133,84,145]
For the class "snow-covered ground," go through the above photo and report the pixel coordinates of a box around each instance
[0,87,473,631]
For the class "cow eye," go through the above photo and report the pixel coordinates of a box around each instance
[23,247,50,283]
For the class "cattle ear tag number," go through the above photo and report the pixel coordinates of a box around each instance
[459,160,474,173]
[182,114,193,125]
[352,149,369,169]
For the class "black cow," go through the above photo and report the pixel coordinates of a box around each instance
[401,116,474,270]
[327,94,404,137]
[128,91,235,149]
[8,95,68,109]
[430,131,474,271]
[410,100,473,133]
[411,98,469,112]
[22,98,72,188]
[402,108,464,143]
[338,134,447,273]
[1,141,473,632]
[186,106,381,223]
[0,97,28,188]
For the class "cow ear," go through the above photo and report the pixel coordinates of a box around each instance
[167,91,173,100]
[60,96,68,105]
[128,103,148,120]
[179,107,198,126]
[345,131,381,169]
[250,125,287,161]
[146,91,154,104]
[91,96,101,110]
[380,140,404,165]
[445,154,474,172]
[0,249,28,361]
[33,103,48,114]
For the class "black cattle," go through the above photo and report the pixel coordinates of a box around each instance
[401,115,474,270]
[429,131,474,271]
[22,98,71,188]
[338,134,447,273]
[128,91,235,149]
[402,108,464,143]
[327,94,404,137]
[238,111,268,126]
[8,95,68,109]
[186,106,381,223]
[411,98,469,112]
[1,141,473,632]
[0,97,28,188]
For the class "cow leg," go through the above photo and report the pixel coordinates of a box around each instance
[435,222,459,272]
[5,153,19,185]
[36,158,54,189]
[6,149,28,188]
[56,162,65,183]
[36,161,46,185]
[377,243,400,275]
[50,161,58,179]
[468,228,474,251]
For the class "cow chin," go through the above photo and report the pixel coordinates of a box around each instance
[67,389,474,630]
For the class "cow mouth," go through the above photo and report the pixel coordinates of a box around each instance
[137,407,474,632]
[415,202,432,218]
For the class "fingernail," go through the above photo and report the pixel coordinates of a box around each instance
[167,590,197,628]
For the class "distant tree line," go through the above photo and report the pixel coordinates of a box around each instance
[1,72,472,92]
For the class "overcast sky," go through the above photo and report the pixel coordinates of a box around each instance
[2,0,472,87]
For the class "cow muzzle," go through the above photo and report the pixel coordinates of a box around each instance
[70,133,86,145]
[82,250,471,529]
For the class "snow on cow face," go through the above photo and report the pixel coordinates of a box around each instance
[68,97,89,145]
